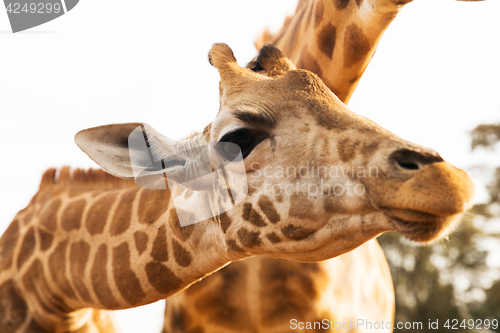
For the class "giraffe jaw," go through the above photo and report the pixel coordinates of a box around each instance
[386,209,462,243]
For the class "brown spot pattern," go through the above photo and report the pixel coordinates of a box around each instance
[91,244,120,309]
[349,73,361,84]
[37,186,64,206]
[61,198,86,231]
[242,204,267,227]
[194,263,251,329]
[282,224,316,241]
[226,240,245,253]
[24,259,71,314]
[306,103,342,131]
[37,228,53,252]
[259,258,319,326]
[355,0,364,6]
[172,239,192,267]
[38,198,61,231]
[360,141,380,157]
[69,241,93,303]
[113,242,146,305]
[318,23,337,59]
[138,189,169,224]
[168,306,190,333]
[67,189,87,198]
[296,48,322,78]
[22,209,35,227]
[337,138,359,162]
[16,226,35,269]
[313,0,324,28]
[151,225,169,262]
[344,23,372,68]
[169,209,195,241]
[48,240,77,300]
[110,189,138,236]
[333,0,349,10]
[134,231,148,255]
[25,319,50,332]
[219,212,232,233]
[266,232,282,243]
[288,193,315,219]
[145,262,182,295]
[324,197,341,213]
[0,280,28,332]
[258,195,281,224]
[237,228,261,248]
[0,220,19,271]
[85,193,117,235]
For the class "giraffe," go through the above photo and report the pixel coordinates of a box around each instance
[162,1,483,332]
[0,43,474,333]
[255,0,483,104]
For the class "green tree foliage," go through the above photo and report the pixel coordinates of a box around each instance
[378,122,500,333]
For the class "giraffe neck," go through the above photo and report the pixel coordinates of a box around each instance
[263,0,410,103]
[3,168,242,331]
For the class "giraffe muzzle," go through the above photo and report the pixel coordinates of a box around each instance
[384,161,474,217]
[377,159,474,242]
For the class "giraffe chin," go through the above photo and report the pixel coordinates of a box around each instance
[387,210,462,243]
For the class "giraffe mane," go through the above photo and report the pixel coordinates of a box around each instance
[254,27,274,51]
[182,131,200,140]
[39,131,203,191]
[38,167,136,191]
[254,0,307,50]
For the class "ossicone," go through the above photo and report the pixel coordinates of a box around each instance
[247,44,296,77]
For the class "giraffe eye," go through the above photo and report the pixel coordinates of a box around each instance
[220,142,241,159]
[216,128,268,160]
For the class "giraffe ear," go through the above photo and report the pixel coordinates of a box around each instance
[75,123,212,189]
[247,44,296,77]
[75,123,142,178]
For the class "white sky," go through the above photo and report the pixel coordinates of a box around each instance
[1,0,499,332]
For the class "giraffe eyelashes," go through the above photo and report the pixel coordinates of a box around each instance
[216,128,269,160]
[142,159,186,172]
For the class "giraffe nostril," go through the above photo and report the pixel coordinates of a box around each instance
[390,148,443,171]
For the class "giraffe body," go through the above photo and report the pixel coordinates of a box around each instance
[163,239,393,333]
[0,43,473,332]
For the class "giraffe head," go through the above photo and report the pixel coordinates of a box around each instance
[76,43,474,263]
